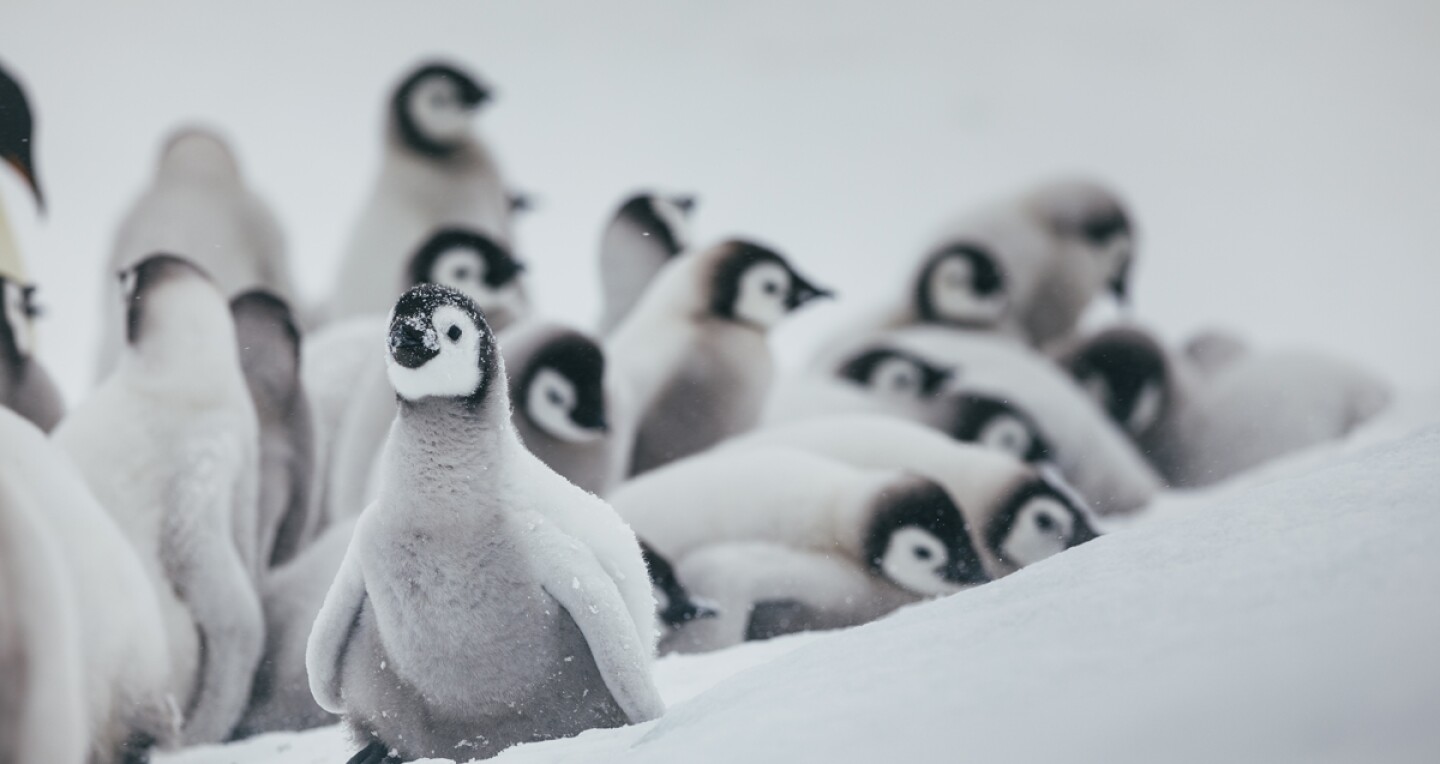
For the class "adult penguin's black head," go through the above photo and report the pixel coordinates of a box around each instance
[0,61,43,209]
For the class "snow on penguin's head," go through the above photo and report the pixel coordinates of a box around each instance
[391,60,491,158]
[865,475,988,596]
[513,330,609,443]
[407,227,526,330]
[385,283,497,405]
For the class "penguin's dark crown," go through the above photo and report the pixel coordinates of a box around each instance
[407,228,524,289]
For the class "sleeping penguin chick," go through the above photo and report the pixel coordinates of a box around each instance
[597,192,697,334]
[835,346,955,402]
[0,276,62,430]
[610,445,988,598]
[607,238,832,476]
[1,409,178,763]
[1060,325,1392,488]
[54,254,264,745]
[727,415,1099,578]
[329,60,513,321]
[305,284,663,764]
[407,226,529,332]
[98,127,293,377]
[232,290,320,568]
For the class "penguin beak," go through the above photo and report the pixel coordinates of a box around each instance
[786,273,835,311]
[1067,515,1101,547]
[941,551,990,587]
[3,152,43,212]
[388,321,438,369]
[1109,258,1132,304]
[489,258,526,288]
[507,192,533,214]
[673,195,697,214]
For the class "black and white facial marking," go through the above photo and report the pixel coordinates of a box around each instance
[230,290,303,400]
[984,478,1098,569]
[616,193,697,257]
[0,63,43,208]
[1065,328,1167,436]
[121,254,212,345]
[1036,183,1135,302]
[709,240,833,329]
[0,277,39,362]
[391,61,490,159]
[836,347,953,400]
[513,331,608,443]
[407,228,525,318]
[864,479,987,595]
[385,283,497,406]
[641,542,718,628]
[949,393,1052,464]
[914,243,1008,327]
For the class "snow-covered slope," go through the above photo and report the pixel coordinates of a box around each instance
[161,424,1440,764]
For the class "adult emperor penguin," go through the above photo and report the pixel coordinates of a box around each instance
[0,276,62,430]
[306,284,664,763]
[54,254,264,745]
[2,409,178,763]
[329,60,513,321]
[97,127,292,377]
[597,191,697,334]
[607,238,832,476]
[1059,324,1392,487]
[232,290,319,568]
[1,61,44,292]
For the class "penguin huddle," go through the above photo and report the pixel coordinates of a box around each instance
[0,55,1395,764]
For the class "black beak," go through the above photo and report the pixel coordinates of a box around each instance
[487,258,526,289]
[1109,258,1131,304]
[508,192,533,214]
[388,321,437,369]
[571,410,609,433]
[942,550,990,586]
[4,153,43,212]
[786,272,835,311]
[673,195,697,214]
[1067,514,1102,547]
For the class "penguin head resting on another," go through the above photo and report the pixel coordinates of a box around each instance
[1059,325,1170,440]
[407,227,527,331]
[385,283,501,413]
[947,390,1054,465]
[863,475,989,596]
[390,60,491,159]
[510,328,609,444]
[0,277,40,365]
[0,61,43,208]
[121,254,244,380]
[980,471,1099,574]
[612,192,698,258]
[1022,177,1136,306]
[912,241,1010,329]
[836,346,954,403]
[704,239,832,329]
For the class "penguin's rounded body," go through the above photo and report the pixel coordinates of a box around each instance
[329,62,513,321]
[0,276,63,430]
[98,127,292,377]
[55,254,264,745]
[1,408,177,762]
[232,290,319,568]
[306,284,663,763]
[597,192,696,334]
[606,239,831,476]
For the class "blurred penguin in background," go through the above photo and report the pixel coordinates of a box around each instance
[0,276,63,430]
[1,60,44,276]
[98,127,293,377]
[329,60,513,321]
[597,191,697,334]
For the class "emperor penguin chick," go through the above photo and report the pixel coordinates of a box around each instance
[1,409,177,763]
[306,284,664,763]
[597,191,697,334]
[54,254,264,745]
[99,127,292,376]
[231,290,319,568]
[329,61,513,321]
[0,276,63,430]
[608,238,832,476]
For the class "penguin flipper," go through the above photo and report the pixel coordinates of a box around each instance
[306,531,368,714]
[540,541,665,724]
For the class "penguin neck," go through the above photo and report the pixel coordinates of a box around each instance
[383,391,523,509]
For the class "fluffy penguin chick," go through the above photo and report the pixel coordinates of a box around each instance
[306,284,663,764]
[610,446,988,598]
[54,254,264,745]
[597,192,697,334]
[232,291,319,568]
[1061,325,1392,488]
[99,127,292,377]
[0,276,62,430]
[329,61,513,321]
[407,226,529,332]
[727,415,1099,578]
[1,409,177,763]
[607,239,832,476]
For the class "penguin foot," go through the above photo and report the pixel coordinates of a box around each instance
[345,740,400,764]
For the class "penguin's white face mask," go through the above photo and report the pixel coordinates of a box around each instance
[881,526,964,596]
[974,412,1040,461]
[407,76,475,146]
[386,305,485,401]
[732,261,793,329]
[926,254,1008,326]
[997,495,1075,567]
[427,247,524,320]
[2,280,35,357]
[526,368,604,443]
[867,356,931,400]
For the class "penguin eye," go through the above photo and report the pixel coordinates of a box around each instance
[763,280,780,295]
[1034,512,1056,533]
[453,267,471,282]
[447,325,462,342]
[913,546,933,560]
[546,388,564,406]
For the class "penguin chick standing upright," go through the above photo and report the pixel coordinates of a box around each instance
[98,127,293,377]
[597,192,697,334]
[607,238,832,476]
[232,290,319,569]
[306,284,664,764]
[329,61,512,321]
[54,254,264,745]
[0,276,62,430]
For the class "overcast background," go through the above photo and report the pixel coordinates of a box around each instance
[2,0,1437,404]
